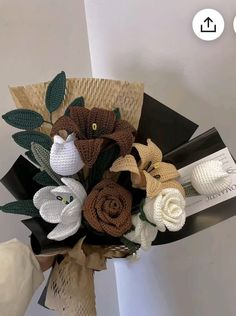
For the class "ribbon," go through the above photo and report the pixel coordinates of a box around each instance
[45,238,129,316]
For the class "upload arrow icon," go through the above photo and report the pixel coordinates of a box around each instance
[192,9,225,41]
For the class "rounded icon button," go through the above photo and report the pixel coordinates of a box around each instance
[192,9,225,41]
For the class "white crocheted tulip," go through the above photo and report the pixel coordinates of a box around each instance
[191,160,231,195]
[144,188,186,232]
[50,134,84,176]
[125,215,158,250]
[33,178,87,241]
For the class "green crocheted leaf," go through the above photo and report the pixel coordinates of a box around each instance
[31,143,62,185]
[64,96,85,116]
[120,237,140,254]
[45,71,66,113]
[2,109,44,130]
[12,131,53,150]
[33,171,57,186]
[113,108,121,120]
[25,150,39,165]
[0,200,39,217]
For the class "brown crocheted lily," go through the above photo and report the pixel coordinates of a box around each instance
[110,139,184,197]
[51,107,136,167]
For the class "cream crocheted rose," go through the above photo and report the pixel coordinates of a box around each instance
[144,188,186,232]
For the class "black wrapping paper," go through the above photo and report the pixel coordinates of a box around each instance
[136,93,198,153]
[0,155,42,200]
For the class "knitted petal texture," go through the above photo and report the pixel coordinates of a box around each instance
[51,107,136,168]
[191,160,231,195]
[143,188,186,232]
[33,178,87,241]
[110,138,184,197]
[83,179,132,237]
[125,215,158,250]
[50,134,84,176]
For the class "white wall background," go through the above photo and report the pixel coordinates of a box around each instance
[84,1,236,315]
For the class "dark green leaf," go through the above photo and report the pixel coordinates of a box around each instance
[87,144,120,190]
[2,109,44,130]
[12,131,53,150]
[120,237,140,254]
[31,143,62,185]
[33,171,57,186]
[0,200,39,217]
[64,96,85,116]
[113,108,121,120]
[45,71,66,113]
[25,150,39,165]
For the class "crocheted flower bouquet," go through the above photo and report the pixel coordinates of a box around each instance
[1,72,231,315]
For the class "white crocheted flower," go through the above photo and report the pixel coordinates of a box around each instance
[191,160,231,195]
[125,214,158,250]
[144,188,186,232]
[50,134,84,176]
[33,178,87,241]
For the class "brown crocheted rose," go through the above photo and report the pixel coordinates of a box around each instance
[51,107,136,167]
[83,179,132,237]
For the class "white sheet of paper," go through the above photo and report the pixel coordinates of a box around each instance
[178,147,236,216]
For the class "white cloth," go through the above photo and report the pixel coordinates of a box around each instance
[0,239,44,316]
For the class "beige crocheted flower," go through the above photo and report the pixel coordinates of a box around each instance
[110,139,184,198]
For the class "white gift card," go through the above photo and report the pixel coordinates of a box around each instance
[178,148,236,216]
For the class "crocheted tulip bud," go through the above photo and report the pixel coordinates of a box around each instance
[191,160,231,195]
[50,134,84,176]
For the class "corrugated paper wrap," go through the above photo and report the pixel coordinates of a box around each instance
[45,239,130,316]
[9,78,144,135]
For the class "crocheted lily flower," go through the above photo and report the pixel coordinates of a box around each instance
[110,139,184,198]
[50,134,84,176]
[51,107,136,168]
[33,178,87,241]
[143,188,186,232]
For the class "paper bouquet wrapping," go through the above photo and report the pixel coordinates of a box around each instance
[1,72,234,315]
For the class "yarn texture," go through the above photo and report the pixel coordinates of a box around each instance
[110,138,184,197]
[50,134,84,176]
[144,188,186,232]
[191,160,231,195]
[33,178,87,241]
[51,107,136,168]
[83,179,132,237]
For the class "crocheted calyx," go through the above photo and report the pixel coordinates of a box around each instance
[51,107,136,168]
[191,160,231,195]
[83,179,132,237]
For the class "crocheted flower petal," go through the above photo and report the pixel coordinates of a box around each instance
[87,108,116,139]
[40,200,64,224]
[104,129,135,157]
[69,107,90,139]
[61,178,87,205]
[110,155,139,174]
[161,180,185,197]
[133,139,162,170]
[151,162,179,182]
[47,221,81,241]
[33,186,56,209]
[74,138,103,168]
[51,116,79,137]
[61,198,82,225]
[143,170,162,198]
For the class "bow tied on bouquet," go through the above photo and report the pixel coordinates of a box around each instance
[1,72,232,316]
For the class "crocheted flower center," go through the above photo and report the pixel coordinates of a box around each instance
[56,195,74,205]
